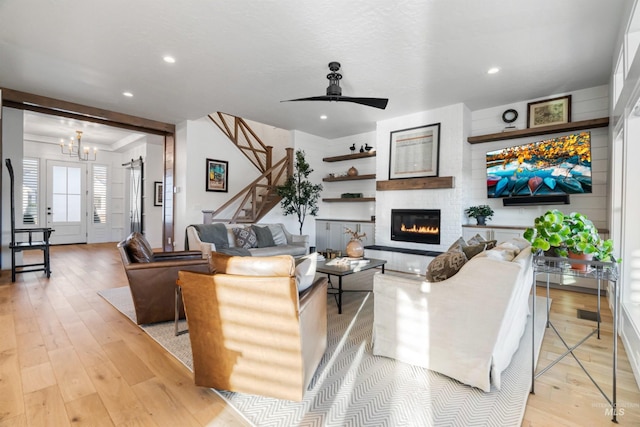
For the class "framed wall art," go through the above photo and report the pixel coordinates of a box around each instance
[389,123,440,179]
[153,181,163,206]
[206,158,229,192]
[527,95,571,128]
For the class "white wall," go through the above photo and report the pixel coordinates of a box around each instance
[467,85,610,229]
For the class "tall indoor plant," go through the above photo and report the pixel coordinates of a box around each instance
[276,149,323,235]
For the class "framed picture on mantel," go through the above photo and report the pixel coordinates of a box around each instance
[389,123,440,179]
[527,95,571,128]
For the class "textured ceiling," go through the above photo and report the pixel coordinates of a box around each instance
[0,0,630,142]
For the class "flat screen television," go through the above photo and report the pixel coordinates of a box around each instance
[486,131,592,198]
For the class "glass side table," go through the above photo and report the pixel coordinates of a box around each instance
[531,252,620,422]
[531,252,620,423]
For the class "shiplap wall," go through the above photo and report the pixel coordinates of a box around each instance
[465,85,610,229]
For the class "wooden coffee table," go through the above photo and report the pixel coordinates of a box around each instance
[316,257,387,314]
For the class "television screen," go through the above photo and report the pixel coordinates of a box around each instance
[486,132,592,198]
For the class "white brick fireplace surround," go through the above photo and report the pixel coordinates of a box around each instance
[368,104,471,274]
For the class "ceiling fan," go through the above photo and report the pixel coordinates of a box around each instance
[282,61,389,109]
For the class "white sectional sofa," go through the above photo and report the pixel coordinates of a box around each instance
[186,222,308,257]
[372,238,533,392]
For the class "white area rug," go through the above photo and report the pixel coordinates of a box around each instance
[99,274,547,427]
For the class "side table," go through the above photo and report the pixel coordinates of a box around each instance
[531,253,620,422]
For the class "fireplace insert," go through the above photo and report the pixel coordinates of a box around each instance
[391,209,441,245]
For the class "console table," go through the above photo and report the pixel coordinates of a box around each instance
[531,253,620,422]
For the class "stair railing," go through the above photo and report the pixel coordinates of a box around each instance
[208,112,273,182]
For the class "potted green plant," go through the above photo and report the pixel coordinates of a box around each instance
[523,209,570,253]
[523,210,616,270]
[276,149,323,235]
[464,205,495,225]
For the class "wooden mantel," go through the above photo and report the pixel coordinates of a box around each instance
[376,176,454,191]
[467,117,609,144]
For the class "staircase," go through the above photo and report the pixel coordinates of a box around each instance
[203,113,293,223]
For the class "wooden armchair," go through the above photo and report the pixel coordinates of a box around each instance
[117,232,211,324]
[177,253,328,401]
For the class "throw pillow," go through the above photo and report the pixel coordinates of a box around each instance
[467,234,497,250]
[462,243,486,260]
[194,223,230,249]
[252,225,276,248]
[494,241,521,255]
[267,224,288,246]
[425,250,467,282]
[232,227,258,249]
[476,248,516,262]
[125,232,155,263]
[507,237,530,251]
[295,252,318,292]
[447,237,467,252]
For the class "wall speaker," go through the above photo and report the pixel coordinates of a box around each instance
[502,195,570,206]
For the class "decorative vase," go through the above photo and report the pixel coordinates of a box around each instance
[476,216,486,226]
[347,166,358,176]
[568,251,593,272]
[346,239,364,258]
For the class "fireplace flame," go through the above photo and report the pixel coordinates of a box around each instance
[400,223,439,235]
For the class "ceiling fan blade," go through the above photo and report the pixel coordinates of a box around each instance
[338,96,388,110]
[281,95,388,110]
[281,96,334,103]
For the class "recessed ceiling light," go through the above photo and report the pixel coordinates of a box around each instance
[487,67,500,74]
[163,56,176,64]
[320,115,327,120]
[123,91,133,97]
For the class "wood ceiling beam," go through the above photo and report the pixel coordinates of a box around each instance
[1,88,175,135]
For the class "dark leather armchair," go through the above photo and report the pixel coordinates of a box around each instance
[117,232,211,324]
[177,253,328,401]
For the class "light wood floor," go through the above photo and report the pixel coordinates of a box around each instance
[0,244,638,426]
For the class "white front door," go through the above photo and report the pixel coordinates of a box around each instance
[46,160,87,244]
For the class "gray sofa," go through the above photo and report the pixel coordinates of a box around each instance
[186,223,308,257]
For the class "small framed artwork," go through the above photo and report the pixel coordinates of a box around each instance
[206,158,229,192]
[153,182,163,206]
[389,123,440,179]
[527,95,571,128]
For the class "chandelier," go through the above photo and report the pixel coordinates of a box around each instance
[60,130,97,161]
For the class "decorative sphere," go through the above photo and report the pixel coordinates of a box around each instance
[346,239,364,258]
[347,166,358,176]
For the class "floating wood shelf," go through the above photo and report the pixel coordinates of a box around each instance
[322,197,376,202]
[376,176,454,191]
[322,174,376,182]
[467,117,609,144]
[322,151,376,162]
